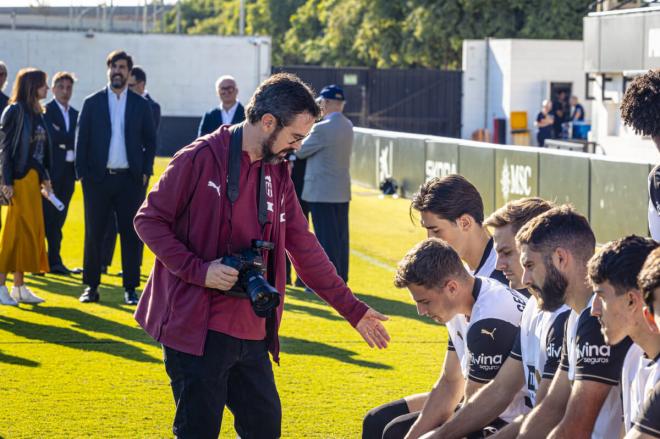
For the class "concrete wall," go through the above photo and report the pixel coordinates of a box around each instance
[462,38,587,145]
[0,30,271,118]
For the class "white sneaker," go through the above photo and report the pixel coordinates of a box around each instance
[10,286,45,304]
[0,285,18,306]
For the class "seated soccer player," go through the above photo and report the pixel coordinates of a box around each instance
[363,175,514,439]
[371,238,527,439]
[625,247,660,439]
[588,236,659,436]
[423,197,570,439]
[516,206,632,439]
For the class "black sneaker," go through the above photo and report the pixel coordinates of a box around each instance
[124,289,139,305]
[79,287,100,303]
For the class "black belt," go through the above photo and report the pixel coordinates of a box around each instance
[107,168,130,175]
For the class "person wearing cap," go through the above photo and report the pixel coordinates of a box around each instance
[296,84,353,283]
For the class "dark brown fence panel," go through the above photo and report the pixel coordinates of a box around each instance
[272,66,461,137]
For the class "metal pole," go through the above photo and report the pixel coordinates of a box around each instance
[176,0,181,34]
[142,0,147,33]
[239,0,245,35]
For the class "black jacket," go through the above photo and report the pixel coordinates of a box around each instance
[0,102,53,185]
[44,99,78,183]
[144,93,161,131]
[75,87,157,183]
[197,102,245,136]
[0,91,8,115]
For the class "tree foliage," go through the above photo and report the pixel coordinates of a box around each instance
[163,0,591,68]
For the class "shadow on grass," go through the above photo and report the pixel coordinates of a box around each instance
[0,315,159,364]
[28,306,153,345]
[285,287,431,325]
[0,349,40,367]
[24,274,137,314]
[280,336,392,370]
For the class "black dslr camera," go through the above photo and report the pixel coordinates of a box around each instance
[222,240,281,318]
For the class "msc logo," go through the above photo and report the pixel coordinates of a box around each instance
[470,353,503,371]
[425,160,457,181]
[500,158,532,202]
[577,342,610,365]
[546,342,562,359]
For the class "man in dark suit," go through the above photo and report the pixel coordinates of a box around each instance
[75,50,157,305]
[100,65,161,274]
[43,72,79,275]
[0,61,8,115]
[197,75,245,136]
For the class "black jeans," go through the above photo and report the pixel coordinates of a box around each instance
[308,202,350,283]
[163,331,281,439]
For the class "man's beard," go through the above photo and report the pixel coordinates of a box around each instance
[261,127,295,164]
[536,260,568,312]
[111,74,126,90]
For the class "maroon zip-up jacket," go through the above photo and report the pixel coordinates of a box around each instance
[133,126,369,362]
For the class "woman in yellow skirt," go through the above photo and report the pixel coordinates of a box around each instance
[0,68,52,305]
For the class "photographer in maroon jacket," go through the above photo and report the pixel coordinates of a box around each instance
[133,73,390,439]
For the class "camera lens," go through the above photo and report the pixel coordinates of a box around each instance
[246,273,280,317]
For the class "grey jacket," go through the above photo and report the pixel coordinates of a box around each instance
[296,112,353,203]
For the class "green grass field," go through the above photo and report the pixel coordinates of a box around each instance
[0,157,447,438]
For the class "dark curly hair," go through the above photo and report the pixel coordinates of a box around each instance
[620,69,660,137]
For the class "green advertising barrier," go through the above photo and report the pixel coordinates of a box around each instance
[495,147,539,210]
[457,143,496,215]
[351,131,377,188]
[425,139,459,182]
[590,158,650,243]
[393,137,427,198]
[539,150,590,218]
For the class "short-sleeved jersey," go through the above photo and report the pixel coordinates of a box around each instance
[559,299,633,439]
[622,345,660,432]
[633,380,660,438]
[446,277,528,423]
[510,296,571,407]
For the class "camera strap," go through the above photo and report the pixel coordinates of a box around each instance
[227,123,269,228]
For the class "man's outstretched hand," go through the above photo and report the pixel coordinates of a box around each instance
[356,308,390,349]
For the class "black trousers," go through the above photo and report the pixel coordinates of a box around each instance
[308,202,350,282]
[164,331,281,439]
[81,172,145,289]
[43,162,76,267]
[101,213,118,268]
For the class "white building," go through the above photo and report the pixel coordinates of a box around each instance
[462,38,588,146]
[584,5,660,163]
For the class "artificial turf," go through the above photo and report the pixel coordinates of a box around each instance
[0,157,447,438]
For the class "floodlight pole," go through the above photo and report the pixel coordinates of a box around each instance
[239,0,245,35]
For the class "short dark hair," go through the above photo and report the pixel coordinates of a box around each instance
[587,235,659,295]
[484,197,555,234]
[621,69,660,138]
[52,71,76,87]
[130,66,146,84]
[515,205,595,263]
[394,238,469,290]
[639,247,660,311]
[245,73,320,127]
[106,50,134,71]
[411,175,484,225]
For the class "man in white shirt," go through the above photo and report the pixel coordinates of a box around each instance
[198,75,246,136]
[43,72,79,275]
[588,236,660,435]
[385,238,527,439]
[75,50,157,305]
[424,197,570,439]
[516,206,632,439]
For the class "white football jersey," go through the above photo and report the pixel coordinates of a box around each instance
[560,299,633,439]
[509,295,571,407]
[445,277,528,423]
[621,344,660,432]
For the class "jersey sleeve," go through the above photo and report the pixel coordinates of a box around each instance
[447,334,456,352]
[466,318,519,383]
[632,381,660,438]
[509,327,522,361]
[542,309,571,379]
[574,314,633,385]
[559,314,570,372]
